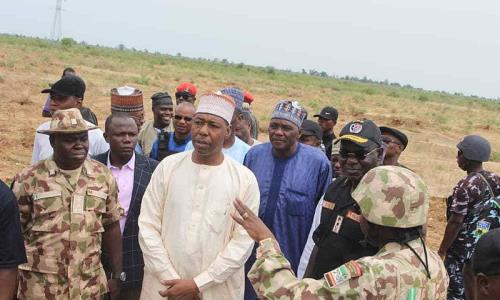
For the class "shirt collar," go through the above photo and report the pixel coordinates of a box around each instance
[45,155,92,176]
[377,239,423,256]
[107,151,135,170]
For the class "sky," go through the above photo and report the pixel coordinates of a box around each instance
[2,0,500,98]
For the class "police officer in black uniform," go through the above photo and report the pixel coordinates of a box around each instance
[304,120,384,279]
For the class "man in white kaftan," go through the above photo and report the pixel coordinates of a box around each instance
[138,92,260,300]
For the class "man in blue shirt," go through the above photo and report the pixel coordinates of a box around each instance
[243,100,332,299]
[150,102,195,161]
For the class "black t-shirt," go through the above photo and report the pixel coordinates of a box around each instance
[80,106,98,126]
[322,132,336,160]
[311,177,378,279]
[0,180,27,268]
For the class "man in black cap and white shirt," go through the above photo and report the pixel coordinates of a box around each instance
[379,126,409,167]
[138,92,174,157]
[314,106,338,160]
[439,135,500,300]
[31,75,108,163]
[299,119,383,279]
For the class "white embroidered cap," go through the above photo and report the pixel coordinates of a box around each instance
[196,92,236,124]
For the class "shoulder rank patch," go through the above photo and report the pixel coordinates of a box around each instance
[346,210,361,223]
[322,201,335,210]
[324,260,363,288]
[473,220,491,238]
[332,215,343,233]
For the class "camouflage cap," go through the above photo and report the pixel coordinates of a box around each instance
[351,165,429,228]
[37,108,98,135]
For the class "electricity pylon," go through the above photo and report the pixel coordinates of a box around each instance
[50,0,63,40]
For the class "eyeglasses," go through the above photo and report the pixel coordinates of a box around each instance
[174,115,192,122]
[339,148,379,161]
[381,136,402,146]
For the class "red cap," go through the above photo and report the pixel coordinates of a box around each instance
[176,82,197,96]
[243,91,254,104]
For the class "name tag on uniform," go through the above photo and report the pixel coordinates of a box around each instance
[322,201,335,210]
[324,260,363,288]
[72,195,85,214]
[33,190,61,200]
[346,210,362,223]
[332,215,343,233]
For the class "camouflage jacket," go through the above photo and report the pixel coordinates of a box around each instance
[249,238,449,299]
[12,157,122,300]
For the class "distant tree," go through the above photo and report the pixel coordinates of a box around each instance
[319,71,328,77]
[117,44,126,51]
[265,66,276,74]
[301,68,307,74]
[61,37,76,47]
[309,69,319,76]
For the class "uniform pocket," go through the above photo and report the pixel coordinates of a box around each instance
[31,191,63,232]
[19,252,61,274]
[80,263,108,298]
[18,268,63,300]
[84,190,108,233]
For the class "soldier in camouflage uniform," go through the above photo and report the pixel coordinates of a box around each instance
[438,135,500,300]
[233,166,449,299]
[12,108,124,300]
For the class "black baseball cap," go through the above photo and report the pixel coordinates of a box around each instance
[151,92,173,106]
[301,119,322,139]
[380,126,408,149]
[338,119,382,149]
[472,228,500,276]
[314,106,338,122]
[41,75,86,99]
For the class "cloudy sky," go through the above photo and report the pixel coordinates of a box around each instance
[2,0,500,98]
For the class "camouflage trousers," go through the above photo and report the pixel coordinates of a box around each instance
[444,253,465,300]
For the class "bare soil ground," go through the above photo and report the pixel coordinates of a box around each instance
[1,36,500,250]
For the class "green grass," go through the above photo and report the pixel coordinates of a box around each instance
[1,33,500,132]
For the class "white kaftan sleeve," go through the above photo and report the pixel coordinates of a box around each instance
[138,163,181,280]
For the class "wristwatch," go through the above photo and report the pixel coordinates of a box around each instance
[109,271,126,282]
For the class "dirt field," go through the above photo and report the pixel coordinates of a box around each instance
[1,35,500,250]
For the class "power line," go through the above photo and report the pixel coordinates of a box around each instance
[50,0,63,40]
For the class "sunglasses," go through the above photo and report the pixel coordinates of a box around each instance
[382,136,402,146]
[175,93,194,100]
[174,115,192,122]
[339,148,379,161]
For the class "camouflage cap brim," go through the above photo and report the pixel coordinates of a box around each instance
[37,126,98,135]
